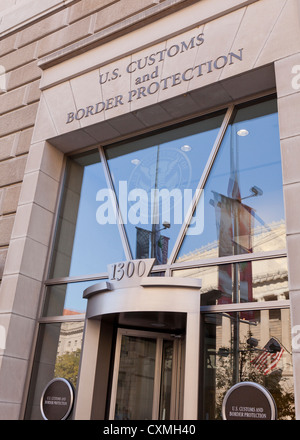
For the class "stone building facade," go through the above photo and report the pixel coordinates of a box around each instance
[0,0,300,421]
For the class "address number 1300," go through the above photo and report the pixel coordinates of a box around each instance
[109,260,148,282]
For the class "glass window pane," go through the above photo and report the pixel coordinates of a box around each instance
[42,279,103,317]
[48,149,126,279]
[202,310,295,420]
[106,112,225,265]
[173,257,289,305]
[177,98,286,263]
[25,322,84,420]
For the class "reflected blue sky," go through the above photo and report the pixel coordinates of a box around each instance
[45,279,102,316]
[107,114,225,263]
[68,160,126,277]
[64,280,102,315]
[50,99,286,313]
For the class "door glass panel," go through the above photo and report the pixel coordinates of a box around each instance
[159,340,174,420]
[115,335,156,420]
[113,333,178,420]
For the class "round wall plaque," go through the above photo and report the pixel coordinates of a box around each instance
[222,382,277,420]
[40,378,74,420]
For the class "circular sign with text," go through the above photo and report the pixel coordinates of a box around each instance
[222,382,277,420]
[40,378,74,420]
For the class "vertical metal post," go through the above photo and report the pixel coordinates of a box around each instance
[98,146,133,261]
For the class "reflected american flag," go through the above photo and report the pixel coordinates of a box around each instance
[251,338,284,375]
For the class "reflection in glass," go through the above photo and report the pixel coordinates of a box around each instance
[106,112,225,265]
[48,150,126,279]
[173,257,289,305]
[159,340,173,420]
[42,279,103,317]
[202,310,294,420]
[115,335,156,420]
[25,322,84,420]
[177,99,286,263]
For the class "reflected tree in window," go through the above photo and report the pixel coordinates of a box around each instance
[54,349,81,388]
[214,334,294,420]
[203,311,295,420]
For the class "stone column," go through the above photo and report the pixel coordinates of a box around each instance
[0,141,63,419]
[275,52,300,419]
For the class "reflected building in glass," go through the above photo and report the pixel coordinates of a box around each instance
[0,0,300,422]
[202,310,294,420]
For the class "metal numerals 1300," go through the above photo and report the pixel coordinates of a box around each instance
[109,260,148,282]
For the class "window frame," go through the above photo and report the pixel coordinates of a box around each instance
[40,92,288,319]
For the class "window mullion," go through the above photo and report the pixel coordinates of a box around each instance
[167,105,235,265]
[98,145,133,261]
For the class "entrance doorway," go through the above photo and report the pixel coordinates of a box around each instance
[109,329,182,420]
